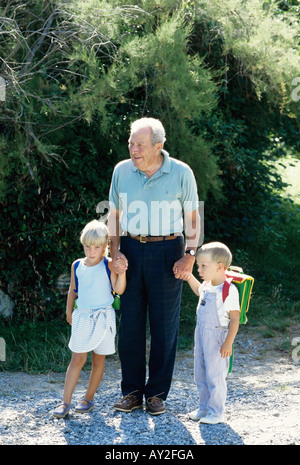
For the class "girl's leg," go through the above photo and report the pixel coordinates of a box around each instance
[84,353,106,402]
[63,352,87,404]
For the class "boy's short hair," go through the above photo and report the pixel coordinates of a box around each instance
[80,220,108,247]
[197,242,232,268]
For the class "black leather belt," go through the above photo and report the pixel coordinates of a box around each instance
[126,232,180,243]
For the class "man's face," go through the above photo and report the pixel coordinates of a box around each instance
[128,127,161,172]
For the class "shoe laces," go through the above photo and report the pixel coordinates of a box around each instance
[119,390,140,402]
[147,392,164,405]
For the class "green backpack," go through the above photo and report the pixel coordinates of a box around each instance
[222,266,254,373]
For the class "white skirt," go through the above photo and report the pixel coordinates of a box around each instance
[68,305,116,355]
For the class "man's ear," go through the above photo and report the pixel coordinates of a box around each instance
[156,142,163,153]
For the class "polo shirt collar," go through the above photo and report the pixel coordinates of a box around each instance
[161,149,171,173]
[131,149,171,173]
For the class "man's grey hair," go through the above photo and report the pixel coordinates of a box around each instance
[130,117,166,145]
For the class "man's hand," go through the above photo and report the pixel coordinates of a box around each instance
[173,254,195,281]
[173,208,200,281]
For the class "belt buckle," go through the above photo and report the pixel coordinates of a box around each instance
[139,235,147,243]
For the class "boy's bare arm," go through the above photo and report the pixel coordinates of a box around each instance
[220,311,240,358]
[187,274,201,296]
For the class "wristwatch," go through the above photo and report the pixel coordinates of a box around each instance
[185,249,196,256]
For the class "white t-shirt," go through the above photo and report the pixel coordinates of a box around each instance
[198,281,240,327]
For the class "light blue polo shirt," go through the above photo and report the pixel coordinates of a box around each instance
[109,150,199,236]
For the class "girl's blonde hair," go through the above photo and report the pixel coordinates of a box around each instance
[80,220,108,247]
[197,242,232,268]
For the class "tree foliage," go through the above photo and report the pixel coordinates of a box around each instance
[197,0,300,114]
[0,0,299,319]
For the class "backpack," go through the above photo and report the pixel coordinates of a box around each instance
[222,266,254,373]
[73,257,121,311]
[223,266,254,324]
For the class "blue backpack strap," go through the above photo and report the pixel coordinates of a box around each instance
[73,259,80,294]
[103,256,113,291]
[104,257,121,312]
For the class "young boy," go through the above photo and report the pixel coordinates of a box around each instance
[187,242,240,424]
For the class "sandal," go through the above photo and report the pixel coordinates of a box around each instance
[74,398,95,413]
[52,402,70,419]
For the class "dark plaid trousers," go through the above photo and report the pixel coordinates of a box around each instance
[118,235,184,401]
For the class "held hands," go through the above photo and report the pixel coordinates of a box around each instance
[173,254,194,281]
[112,252,128,275]
[112,252,195,279]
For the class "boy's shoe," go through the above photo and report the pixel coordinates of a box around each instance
[114,393,143,413]
[188,409,208,421]
[74,398,95,413]
[146,396,166,416]
[200,413,223,424]
[52,402,70,419]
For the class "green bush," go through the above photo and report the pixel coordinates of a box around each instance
[0,0,299,321]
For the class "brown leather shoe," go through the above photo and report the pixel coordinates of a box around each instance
[146,396,166,415]
[114,393,143,413]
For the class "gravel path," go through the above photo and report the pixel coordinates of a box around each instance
[0,327,300,446]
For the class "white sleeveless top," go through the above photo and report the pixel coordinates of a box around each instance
[75,258,114,309]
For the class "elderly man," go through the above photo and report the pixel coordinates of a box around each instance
[108,117,200,415]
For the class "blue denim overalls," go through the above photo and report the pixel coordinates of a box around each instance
[194,286,230,417]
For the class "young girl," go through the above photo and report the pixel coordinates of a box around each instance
[53,220,126,418]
